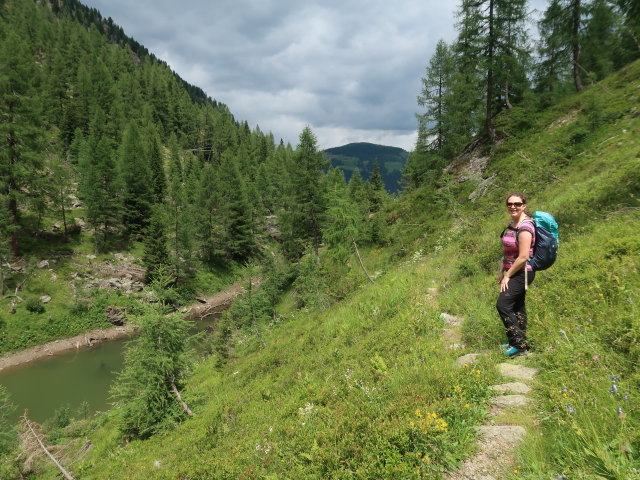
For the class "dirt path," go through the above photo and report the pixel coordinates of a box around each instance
[0,277,261,372]
[439,311,538,480]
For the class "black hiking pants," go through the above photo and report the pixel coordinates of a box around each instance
[496,269,535,350]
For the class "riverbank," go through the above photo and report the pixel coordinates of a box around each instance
[0,278,261,372]
[0,325,138,373]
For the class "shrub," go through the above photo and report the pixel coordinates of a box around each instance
[25,298,45,314]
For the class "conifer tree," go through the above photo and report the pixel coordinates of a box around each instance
[142,112,166,204]
[142,207,170,283]
[0,29,45,257]
[282,126,328,259]
[324,172,360,264]
[111,311,193,440]
[417,39,455,155]
[119,121,153,236]
[536,0,587,94]
[78,136,121,250]
[366,160,386,214]
[220,152,254,262]
[194,162,225,264]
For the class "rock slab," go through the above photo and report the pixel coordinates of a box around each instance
[497,363,538,381]
[441,313,464,327]
[492,395,532,408]
[489,382,531,394]
[456,353,482,367]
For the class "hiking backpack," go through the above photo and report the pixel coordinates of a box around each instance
[519,211,559,271]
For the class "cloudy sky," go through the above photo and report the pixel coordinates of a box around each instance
[80,0,544,151]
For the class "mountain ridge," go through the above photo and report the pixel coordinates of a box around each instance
[323,142,409,193]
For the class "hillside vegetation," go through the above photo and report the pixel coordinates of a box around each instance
[323,143,409,193]
[7,60,638,480]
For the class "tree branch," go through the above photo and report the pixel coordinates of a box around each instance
[353,240,375,284]
[22,412,75,480]
[170,381,194,417]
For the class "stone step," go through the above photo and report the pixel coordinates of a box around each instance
[489,382,531,394]
[492,395,532,408]
[445,426,526,479]
[497,363,538,381]
[456,353,482,367]
[443,327,461,340]
[441,313,464,327]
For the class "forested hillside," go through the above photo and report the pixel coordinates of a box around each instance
[323,142,408,193]
[0,0,390,354]
[0,0,639,478]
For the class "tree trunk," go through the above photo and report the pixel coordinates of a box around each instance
[22,412,75,480]
[353,240,375,284]
[170,381,194,416]
[571,0,585,92]
[485,0,497,142]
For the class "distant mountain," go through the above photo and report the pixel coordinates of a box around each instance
[323,142,409,193]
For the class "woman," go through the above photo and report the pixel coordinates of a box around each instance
[497,192,535,357]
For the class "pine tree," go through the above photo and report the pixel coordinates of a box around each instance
[366,160,386,214]
[324,173,360,264]
[194,162,225,264]
[142,207,170,283]
[450,0,530,141]
[0,29,45,257]
[417,39,455,154]
[111,311,193,440]
[78,135,121,250]
[220,152,254,262]
[119,121,153,236]
[536,0,587,95]
[282,126,328,259]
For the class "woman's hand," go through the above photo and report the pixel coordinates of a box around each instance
[500,275,510,292]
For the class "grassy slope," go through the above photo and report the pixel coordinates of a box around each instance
[23,61,640,479]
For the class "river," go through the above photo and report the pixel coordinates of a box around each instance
[0,316,218,425]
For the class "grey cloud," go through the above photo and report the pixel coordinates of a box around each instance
[82,0,460,149]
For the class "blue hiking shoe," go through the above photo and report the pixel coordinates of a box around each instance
[500,344,510,350]
[504,346,526,357]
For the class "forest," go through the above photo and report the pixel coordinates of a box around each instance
[0,0,639,478]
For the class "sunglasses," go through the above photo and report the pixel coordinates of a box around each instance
[506,202,524,207]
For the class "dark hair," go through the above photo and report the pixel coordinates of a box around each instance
[505,192,532,217]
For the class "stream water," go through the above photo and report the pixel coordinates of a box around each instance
[0,315,219,425]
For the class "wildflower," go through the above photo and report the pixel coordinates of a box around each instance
[610,375,619,383]
[567,405,576,414]
[609,384,618,394]
[617,407,623,415]
[624,394,630,401]
[562,386,568,392]
[559,329,567,339]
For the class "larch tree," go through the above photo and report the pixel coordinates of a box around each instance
[0,30,45,257]
[119,120,153,236]
[282,126,329,260]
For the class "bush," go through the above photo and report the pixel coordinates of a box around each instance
[25,298,45,314]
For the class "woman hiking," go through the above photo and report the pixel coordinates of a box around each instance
[497,192,535,357]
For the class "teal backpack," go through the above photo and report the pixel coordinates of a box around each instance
[522,211,559,271]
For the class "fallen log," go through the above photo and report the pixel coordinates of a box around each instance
[21,411,75,480]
